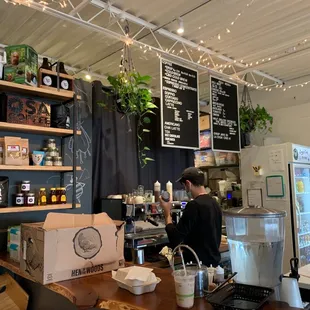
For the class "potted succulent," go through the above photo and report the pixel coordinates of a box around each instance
[239,104,273,147]
[99,71,157,167]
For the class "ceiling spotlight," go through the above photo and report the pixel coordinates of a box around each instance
[177,18,184,34]
[85,66,92,81]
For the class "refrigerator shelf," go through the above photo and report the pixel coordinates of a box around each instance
[296,192,310,195]
[299,243,310,249]
[299,231,310,236]
[300,212,310,215]
[295,176,310,179]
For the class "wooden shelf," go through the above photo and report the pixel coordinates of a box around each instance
[198,164,239,170]
[0,165,81,171]
[0,203,81,214]
[0,122,81,136]
[0,80,81,101]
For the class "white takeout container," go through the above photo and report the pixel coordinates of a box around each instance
[112,270,161,295]
[113,266,155,286]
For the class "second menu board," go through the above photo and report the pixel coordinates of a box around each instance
[210,76,240,153]
[160,59,199,149]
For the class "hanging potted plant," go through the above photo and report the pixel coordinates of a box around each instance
[98,24,157,167]
[239,83,273,147]
[239,104,273,147]
[102,71,157,167]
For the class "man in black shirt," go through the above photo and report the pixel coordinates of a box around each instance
[160,167,222,266]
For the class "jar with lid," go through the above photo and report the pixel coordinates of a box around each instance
[59,187,66,204]
[224,205,286,288]
[21,181,31,192]
[15,193,24,206]
[45,156,53,166]
[50,188,57,204]
[38,188,47,206]
[25,193,35,206]
[47,147,59,158]
[53,156,63,166]
[47,139,56,149]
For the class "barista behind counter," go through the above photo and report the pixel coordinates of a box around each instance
[160,167,222,267]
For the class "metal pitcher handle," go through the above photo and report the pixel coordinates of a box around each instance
[171,244,201,271]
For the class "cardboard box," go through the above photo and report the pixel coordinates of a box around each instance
[4,136,22,166]
[20,213,125,284]
[200,115,210,131]
[0,94,51,127]
[4,44,38,86]
[0,273,29,310]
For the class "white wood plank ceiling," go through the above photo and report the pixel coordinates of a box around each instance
[1,0,310,101]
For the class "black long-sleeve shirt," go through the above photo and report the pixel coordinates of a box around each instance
[166,194,222,266]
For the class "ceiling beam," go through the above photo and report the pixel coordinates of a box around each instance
[69,0,91,16]
[90,0,282,85]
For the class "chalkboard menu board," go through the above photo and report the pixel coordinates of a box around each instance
[160,59,199,149]
[210,76,240,152]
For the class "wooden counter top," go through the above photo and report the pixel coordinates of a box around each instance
[0,253,301,310]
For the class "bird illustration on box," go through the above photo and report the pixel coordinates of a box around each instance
[78,232,97,253]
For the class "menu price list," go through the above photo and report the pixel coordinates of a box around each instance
[161,59,199,149]
[210,76,240,152]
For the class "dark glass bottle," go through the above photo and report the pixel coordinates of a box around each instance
[40,57,52,71]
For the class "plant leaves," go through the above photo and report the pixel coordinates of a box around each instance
[143,129,150,133]
[145,157,154,162]
[146,102,157,109]
[143,146,150,151]
[143,117,151,124]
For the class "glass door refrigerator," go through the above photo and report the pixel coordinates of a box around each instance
[290,163,310,267]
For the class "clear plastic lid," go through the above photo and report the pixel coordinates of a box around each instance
[223,205,286,218]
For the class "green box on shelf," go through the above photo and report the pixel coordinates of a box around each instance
[4,44,38,87]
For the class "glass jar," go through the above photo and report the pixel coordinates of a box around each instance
[224,205,286,288]
[50,188,57,204]
[56,188,61,203]
[38,188,47,206]
[53,156,63,166]
[21,181,31,192]
[47,147,59,158]
[47,139,56,149]
[25,193,35,206]
[45,156,53,166]
[15,193,24,206]
[59,187,66,204]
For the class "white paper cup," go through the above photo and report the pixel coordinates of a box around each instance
[173,270,196,309]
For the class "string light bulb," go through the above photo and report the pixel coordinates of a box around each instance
[177,18,184,34]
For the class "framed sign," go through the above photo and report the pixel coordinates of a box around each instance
[160,58,199,149]
[210,76,240,153]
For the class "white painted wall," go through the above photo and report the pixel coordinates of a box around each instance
[248,76,310,147]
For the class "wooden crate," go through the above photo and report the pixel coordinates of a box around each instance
[38,68,74,93]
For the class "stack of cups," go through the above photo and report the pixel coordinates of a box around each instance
[173,269,197,309]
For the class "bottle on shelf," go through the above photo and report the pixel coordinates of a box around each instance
[50,188,57,204]
[154,181,161,203]
[38,188,47,206]
[166,181,173,200]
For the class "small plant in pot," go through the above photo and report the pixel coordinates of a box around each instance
[239,104,273,147]
[99,71,157,167]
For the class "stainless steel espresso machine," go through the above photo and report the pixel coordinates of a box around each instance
[124,201,185,264]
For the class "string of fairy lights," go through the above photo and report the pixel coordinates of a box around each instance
[197,0,256,44]
[5,0,307,92]
[3,0,67,9]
